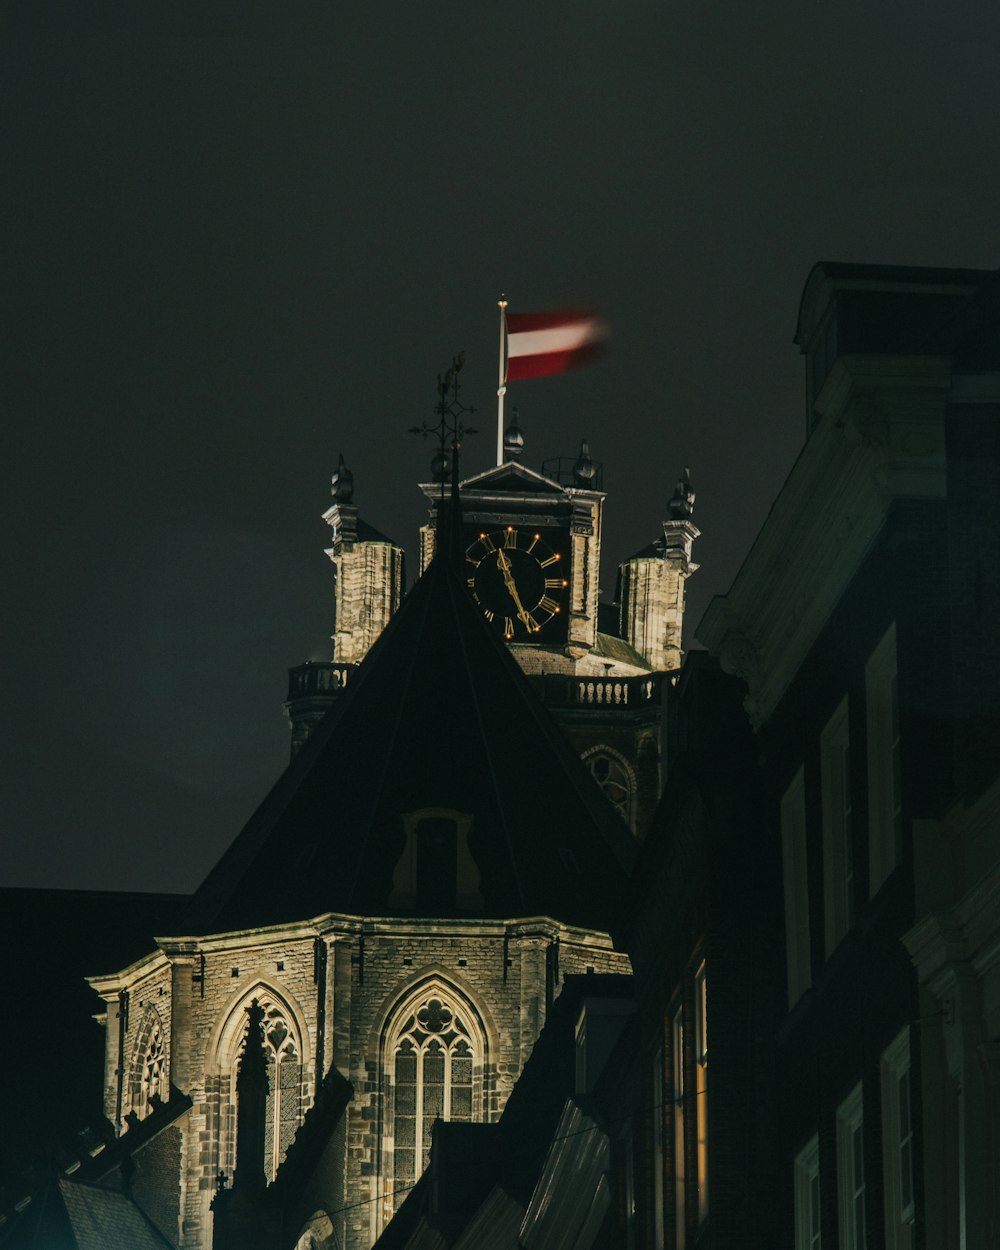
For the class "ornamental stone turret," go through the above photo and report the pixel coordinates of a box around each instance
[284,455,404,754]
[618,468,700,672]
[324,453,405,665]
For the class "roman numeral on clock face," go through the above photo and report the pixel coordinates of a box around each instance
[540,554,559,568]
[503,528,517,547]
[538,595,560,615]
[544,578,564,589]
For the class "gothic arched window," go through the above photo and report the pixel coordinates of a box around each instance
[130,1008,166,1123]
[259,1001,301,1181]
[383,986,484,1218]
[583,747,634,824]
[217,989,305,1185]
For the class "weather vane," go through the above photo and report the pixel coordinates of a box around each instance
[409,352,478,496]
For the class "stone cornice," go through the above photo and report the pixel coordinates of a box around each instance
[86,948,170,996]
[697,355,951,727]
[904,859,1000,988]
[123,910,619,969]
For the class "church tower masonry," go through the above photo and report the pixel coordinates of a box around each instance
[618,469,699,672]
[285,455,404,754]
[324,454,405,665]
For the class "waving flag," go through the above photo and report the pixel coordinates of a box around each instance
[505,309,607,381]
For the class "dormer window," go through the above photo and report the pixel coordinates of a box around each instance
[390,808,483,913]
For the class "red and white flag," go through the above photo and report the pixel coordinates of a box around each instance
[505,309,607,381]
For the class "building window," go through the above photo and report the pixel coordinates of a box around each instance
[622,1126,637,1250]
[130,1008,166,1122]
[837,1083,866,1250]
[213,984,308,1189]
[821,697,854,953]
[390,808,483,913]
[582,747,634,825]
[694,964,708,1225]
[781,766,812,1006]
[415,816,458,912]
[652,1047,665,1248]
[384,985,484,1220]
[795,1134,822,1250]
[229,999,300,1184]
[671,1004,686,1250]
[880,1030,914,1250]
[866,624,902,896]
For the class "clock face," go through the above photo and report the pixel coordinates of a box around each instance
[465,526,569,641]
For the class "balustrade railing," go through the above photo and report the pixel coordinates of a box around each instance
[286,661,355,701]
[529,672,661,710]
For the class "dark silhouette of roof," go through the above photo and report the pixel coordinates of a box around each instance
[185,552,636,935]
[0,889,188,1184]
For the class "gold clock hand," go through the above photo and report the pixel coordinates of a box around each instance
[496,550,533,629]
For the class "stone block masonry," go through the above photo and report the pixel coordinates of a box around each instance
[89,911,629,1250]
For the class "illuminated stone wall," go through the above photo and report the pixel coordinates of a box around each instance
[91,913,629,1250]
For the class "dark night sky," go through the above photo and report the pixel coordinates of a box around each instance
[4,2,999,894]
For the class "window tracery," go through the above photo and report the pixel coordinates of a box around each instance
[130,1008,166,1123]
[220,990,303,1184]
[583,748,633,821]
[256,998,301,1181]
[385,989,481,1216]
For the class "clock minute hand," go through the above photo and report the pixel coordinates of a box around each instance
[496,549,533,629]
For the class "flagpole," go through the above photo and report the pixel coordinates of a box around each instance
[496,296,508,465]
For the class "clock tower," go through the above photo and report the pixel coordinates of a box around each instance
[419,441,634,677]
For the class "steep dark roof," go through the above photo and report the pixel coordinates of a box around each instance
[185,554,635,934]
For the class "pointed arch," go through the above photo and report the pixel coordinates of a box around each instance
[207,978,312,1185]
[206,977,312,1076]
[369,964,497,1056]
[375,973,491,1227]
[581,744,636,826]
[128,1004,166,1122]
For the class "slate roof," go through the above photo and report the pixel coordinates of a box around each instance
[59,1178,176,1249]
[0,1176,176,1250]
[185,552,636,935]
[590,632,649,670]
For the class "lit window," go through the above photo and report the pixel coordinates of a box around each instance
[866,624,902,896]
[652,1047,665,1248]
[781,767,812,1006]
[795,1134,822,1250]
[694,964,708,1224]
[837,1083,866,1250]
[821,698,854,953]
[671,1004,686,1250]
[880,1030,914,1250]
